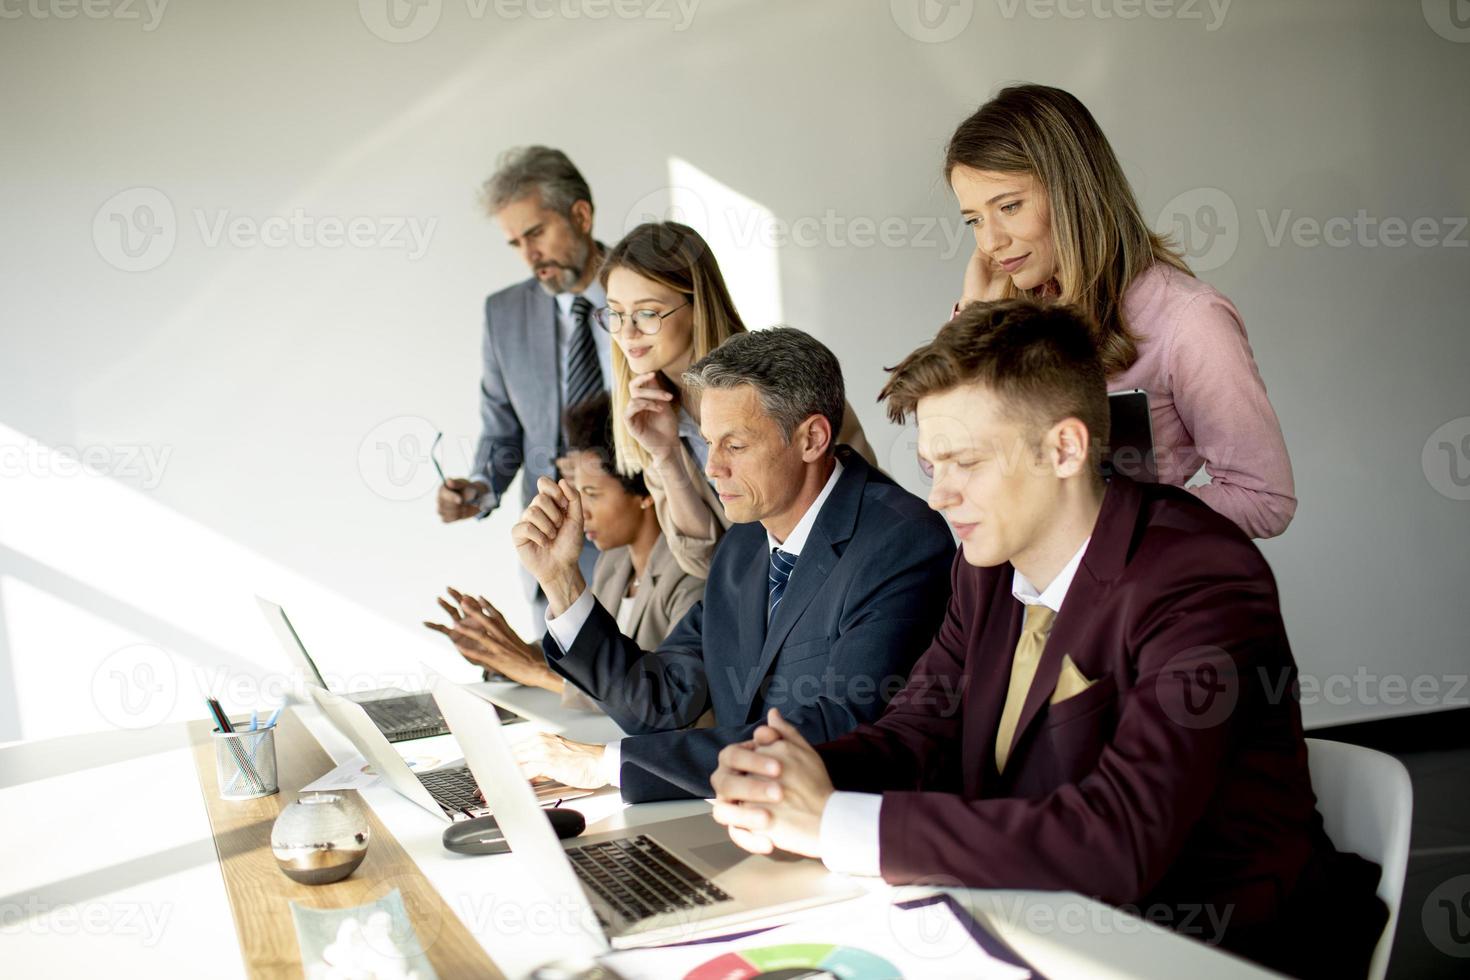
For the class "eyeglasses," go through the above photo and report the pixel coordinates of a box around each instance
[593,301,689,336]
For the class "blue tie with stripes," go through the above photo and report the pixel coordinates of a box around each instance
[768,547,797,622]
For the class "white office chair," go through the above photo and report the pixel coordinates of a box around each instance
[1305,737,1413,980]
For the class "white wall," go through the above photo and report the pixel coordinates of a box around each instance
[1,0,1467,742]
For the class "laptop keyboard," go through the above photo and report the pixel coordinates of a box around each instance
[363,697,450,742]
[416,765,589,816]
[568,835,732,924]
[366,694,523,742]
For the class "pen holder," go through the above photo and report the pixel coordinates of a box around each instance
[214,727,279,800]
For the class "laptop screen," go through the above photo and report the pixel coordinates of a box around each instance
[255,596,330,690]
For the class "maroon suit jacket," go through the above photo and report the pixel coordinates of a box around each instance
[815,477,1385,979]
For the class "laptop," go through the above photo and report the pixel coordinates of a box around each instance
[308,686,588,822]
[256,595,522,742]
[1104,388,1157,482]
[429,675,867,949]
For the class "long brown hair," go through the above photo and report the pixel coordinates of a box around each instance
[945,84,1191,376]
[599,222,746,474]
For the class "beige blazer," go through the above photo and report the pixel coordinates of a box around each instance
[642,401,878,579]
[560,534,705,712]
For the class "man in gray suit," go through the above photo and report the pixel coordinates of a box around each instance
[437,146,610,614]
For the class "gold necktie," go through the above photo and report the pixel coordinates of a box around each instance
[994,603,1057,774]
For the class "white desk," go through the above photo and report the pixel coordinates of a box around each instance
[1,683,1281,978]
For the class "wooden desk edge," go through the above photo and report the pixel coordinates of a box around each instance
[187,710,504,980]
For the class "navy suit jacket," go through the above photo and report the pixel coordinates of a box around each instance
[545,448,955,802]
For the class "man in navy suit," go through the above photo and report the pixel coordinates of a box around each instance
[436,146,608,617]
[509,328,955,802]
[709,301,1386,979]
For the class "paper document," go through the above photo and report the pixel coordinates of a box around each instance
[299,755,382,793]
[600,894,1031,979]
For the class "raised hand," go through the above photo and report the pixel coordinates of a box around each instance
[511,477,588,615]
[961,246,1008,308]
[623,372,681,461]
[422,588,562,692]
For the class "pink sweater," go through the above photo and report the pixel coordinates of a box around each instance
[1112,264,1296,538]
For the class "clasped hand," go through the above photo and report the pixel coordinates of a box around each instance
[710,709,835,860]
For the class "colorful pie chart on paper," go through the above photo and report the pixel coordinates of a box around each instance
[683,942,901,980]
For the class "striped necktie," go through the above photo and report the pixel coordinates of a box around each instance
[564,296,604,411]
[768,547,797,621]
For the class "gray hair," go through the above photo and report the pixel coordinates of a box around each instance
[480,146,592,217]
[683,327,844,451]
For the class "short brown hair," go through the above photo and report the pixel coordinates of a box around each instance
[880,299,1110,473]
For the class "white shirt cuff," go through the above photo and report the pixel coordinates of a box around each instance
[819,791,883,877]
[601,740,622,787]
[544,585,595,656]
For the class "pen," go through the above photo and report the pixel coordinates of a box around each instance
[249,710,259,732]
[263,706,284,730]
[206,698,264,794]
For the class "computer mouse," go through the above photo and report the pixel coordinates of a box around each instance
[442,807,587,855]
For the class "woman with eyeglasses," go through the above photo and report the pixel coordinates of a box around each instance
[596,221,876,578]
[946,84,1295,538]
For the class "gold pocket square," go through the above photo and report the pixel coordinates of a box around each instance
[1050,655,1096,705]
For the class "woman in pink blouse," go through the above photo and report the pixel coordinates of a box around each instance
[945,84,1295,538]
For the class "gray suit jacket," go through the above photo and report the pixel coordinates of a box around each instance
[561,534,704,712]
[472,276,568,513]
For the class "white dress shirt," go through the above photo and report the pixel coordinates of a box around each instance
[544,458,845,788]
[818,535,1092,877]
[553,281,612,404]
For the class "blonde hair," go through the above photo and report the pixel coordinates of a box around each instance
[945,84,1192,376]
[599,222,746,474]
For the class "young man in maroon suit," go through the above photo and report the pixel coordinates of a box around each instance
[709,300,1386,979]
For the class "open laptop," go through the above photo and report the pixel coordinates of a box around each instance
[257,595,522,742]
[429,675,866,949]
[1104,388,1158,482]
[308,686,587,822]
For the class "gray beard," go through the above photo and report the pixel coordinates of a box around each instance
[535,237,594,296]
